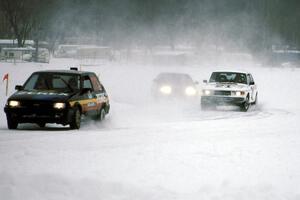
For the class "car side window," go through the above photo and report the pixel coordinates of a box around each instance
[246,74,251,85]
[90,74,103,92]
[83,76,93,90]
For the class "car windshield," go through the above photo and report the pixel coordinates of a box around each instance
[156,73,194,85]
[209,72,247,84]
[23,72,80,92]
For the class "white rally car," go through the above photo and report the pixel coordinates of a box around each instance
[201,71,258,111]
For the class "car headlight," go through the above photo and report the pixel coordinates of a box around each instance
[8,100,20,107]
[203,90,211,95]
[233,91,245,96]
[160,85,172,94]
[185,86,197,96]
[53,102,66,109]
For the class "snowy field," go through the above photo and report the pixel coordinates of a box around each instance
[0,59,300,200]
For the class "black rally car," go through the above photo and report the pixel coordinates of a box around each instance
[4,68,110,129]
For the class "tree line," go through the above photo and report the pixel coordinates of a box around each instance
[1,0,299,54]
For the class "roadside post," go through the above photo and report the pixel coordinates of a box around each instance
[3,73,9,96]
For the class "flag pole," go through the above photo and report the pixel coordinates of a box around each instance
[5,76,8,96]
[5,74,9,96]
[3,73,9,96]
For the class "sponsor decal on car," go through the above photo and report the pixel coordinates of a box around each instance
[15,91,69,96]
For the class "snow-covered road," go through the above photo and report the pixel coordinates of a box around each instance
[0,60,299,200]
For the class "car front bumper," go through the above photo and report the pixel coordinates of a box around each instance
[201,96,246,105]
[4,106,75,125]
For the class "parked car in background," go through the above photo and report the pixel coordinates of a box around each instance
[201,71,258,111]
[54,45,81,58]
[4,68,110,129]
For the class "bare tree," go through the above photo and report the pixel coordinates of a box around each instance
[0,0,36,47]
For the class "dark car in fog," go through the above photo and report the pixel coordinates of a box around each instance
[151,72,198,99]
[4,68,110,130]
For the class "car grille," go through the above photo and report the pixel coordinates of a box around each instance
[213,90,231,96]
[18,100,55,115]
[21,100,53,109]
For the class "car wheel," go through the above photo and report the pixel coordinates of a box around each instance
[7,115,18,129]
[70,107,81,129]
[240,95,250,112]
[99,108,106,121]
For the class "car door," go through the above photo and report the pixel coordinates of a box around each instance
[82,75,98,115]
[247,74,256,102]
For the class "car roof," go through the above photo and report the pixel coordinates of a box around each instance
[212,70,250,74]
[33,70,94,75]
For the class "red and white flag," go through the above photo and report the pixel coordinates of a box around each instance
[3,73,8,82]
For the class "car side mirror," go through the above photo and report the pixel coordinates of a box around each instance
[250,81,255,85]
[15,85,23,91]
[203,80,207,83]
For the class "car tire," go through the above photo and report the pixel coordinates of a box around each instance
[7,115,18,129]
[95,107,106,121]
[240,95,250,112]
[70,107,81,129]
[99,108,106,121]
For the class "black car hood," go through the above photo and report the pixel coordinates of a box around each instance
[9,90,72,102]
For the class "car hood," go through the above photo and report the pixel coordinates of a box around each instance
[203,83,248,91]
[8,90,72,102]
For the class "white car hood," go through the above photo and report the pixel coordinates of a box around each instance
[203,83,248,91]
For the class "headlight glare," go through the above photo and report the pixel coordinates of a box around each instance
[160,85,172,94]
[185,86,197,96]
[54,102,66,109]
[9,100,20,107]
[203,90,211,95]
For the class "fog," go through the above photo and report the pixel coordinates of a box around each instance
[1,0,299,70]
[2,0,299,56]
